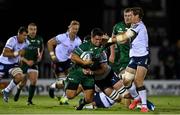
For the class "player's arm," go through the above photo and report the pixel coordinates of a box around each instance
[71,53,93,66]
[40,41,44,57]
[2,47,25,57]
[91,63,109,76]
[47,37,57,61]
[37,40,45,62]
[108,29,135,44]
[109,34,116,63]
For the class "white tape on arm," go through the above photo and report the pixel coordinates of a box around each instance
[116,35,124,42]
[125,29,135,38]
[13,51,19,57]
[50,51,56,60]
[107,37,112,43]
[50,51,55,56]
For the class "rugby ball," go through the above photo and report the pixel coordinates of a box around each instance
[80,52,92,61]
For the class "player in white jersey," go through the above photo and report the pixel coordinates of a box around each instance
[83,91,155,111]
[1,26,29,102]
[108,7,150,112]
[47,20,82,104]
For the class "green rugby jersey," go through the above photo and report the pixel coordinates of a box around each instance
[24,35,44,62]
[111,22,130,73]
[73,40,107,71]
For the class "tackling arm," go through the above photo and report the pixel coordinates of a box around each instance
[47,37,57,61]
[92,63,108,76]
[108,29,135,44]
[3,47,25,57]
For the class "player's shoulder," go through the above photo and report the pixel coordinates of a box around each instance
[7,36,17,43]
[56,32,66,38]
[115,21,126,27]
[132,21,145,29]
[75,35,82,42]
[77,41,91,52]
[80,40,90,46]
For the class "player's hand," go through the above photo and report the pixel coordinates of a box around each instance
[82,68,94,75]
[49,51,57,62]
[18,50,25,56]
[108,36,117,43]
[83,60,93,66]
[102,34,109,45]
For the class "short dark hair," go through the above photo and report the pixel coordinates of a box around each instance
[28,22,37,27]
[18,26,28,34]
[131,7,144,19]
[91,28,104,37]
[124,7,132,13]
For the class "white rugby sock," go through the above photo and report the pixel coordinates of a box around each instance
[5,80,16,92]
[138,89,147,106]
[128,83,140,100]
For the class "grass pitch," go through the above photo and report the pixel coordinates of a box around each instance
[0,95,180,114]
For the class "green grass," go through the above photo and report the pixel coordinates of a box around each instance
[0,95,180,114]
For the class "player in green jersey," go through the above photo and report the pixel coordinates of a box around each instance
[109,8,132,108]
[65,28,106,110]
[14,23,44,105]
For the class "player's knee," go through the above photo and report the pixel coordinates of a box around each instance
[31,80,37,85]
[28,76,37,85]
[66,90,76,99]
[10,67,24,82]
[122,71,134,88]
[10,67,23,78]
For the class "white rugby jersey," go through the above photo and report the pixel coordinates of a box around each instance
[0,36,29,64]
[130,21,149,57]
[55,32,82,62]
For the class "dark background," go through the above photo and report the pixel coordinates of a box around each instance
[0,0,104,43]
[0,0,179,44]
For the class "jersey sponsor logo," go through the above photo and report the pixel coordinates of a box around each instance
[68,78,74,81]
